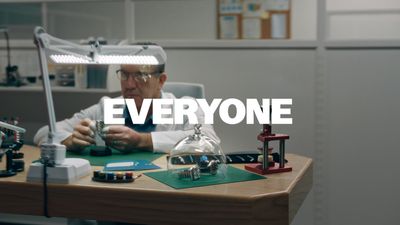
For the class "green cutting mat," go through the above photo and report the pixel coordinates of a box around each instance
[66,146,164,166]
[144,166,266,189]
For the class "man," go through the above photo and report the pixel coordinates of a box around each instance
[34,44,220,153]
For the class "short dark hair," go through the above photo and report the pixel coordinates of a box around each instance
[133,41,165,73]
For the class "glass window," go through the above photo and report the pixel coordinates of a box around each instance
[46,1,126,43]
[0,3,42,39]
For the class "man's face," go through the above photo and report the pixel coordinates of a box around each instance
[119,64,167,110]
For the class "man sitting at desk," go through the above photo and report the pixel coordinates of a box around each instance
[33,43,220,153]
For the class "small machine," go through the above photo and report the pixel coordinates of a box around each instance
[0,121,26,177]
[245,108,292,175]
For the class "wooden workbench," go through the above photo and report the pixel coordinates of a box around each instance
[0,145,312,225]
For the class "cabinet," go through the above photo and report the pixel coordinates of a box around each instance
[2,0,400,47]
[2,0,399,94]
[132,0,316,45]
[1,0,318,44]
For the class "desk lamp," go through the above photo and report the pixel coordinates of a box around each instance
[27,27,167,184]
[0,27,23,87]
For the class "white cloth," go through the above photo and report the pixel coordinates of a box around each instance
[33,92,220,153]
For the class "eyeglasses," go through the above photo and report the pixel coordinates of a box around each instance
[115,69,158,83]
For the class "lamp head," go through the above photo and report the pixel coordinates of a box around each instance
[34,27,167,66]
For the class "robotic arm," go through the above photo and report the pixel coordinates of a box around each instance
[0,121,26,177]
[0,121,25,149]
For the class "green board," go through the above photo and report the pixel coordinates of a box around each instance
[144,166,266,189]
[66,146,164,166]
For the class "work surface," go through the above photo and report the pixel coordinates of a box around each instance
[0,146,313,225]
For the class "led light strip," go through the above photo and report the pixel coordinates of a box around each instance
[50,55,90,64]
[98,55,159,65]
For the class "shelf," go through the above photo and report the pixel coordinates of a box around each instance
[325,40,400,49]
[0,0,105,3]
[0,39,84,49]
[0,86,119,93]
[1,38,319,49]
[132,39,319,49]
[6,39,400,50]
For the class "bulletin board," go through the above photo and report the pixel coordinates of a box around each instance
[217,0,291,39]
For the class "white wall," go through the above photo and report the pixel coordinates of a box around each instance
[135,0,217,40]
[326,49,400,225]
[327,0,400,40]
[165,49,315,157]
[46,1,126,41]
[327,0,400,11]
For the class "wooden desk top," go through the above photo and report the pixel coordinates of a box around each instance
[0,145,312,225]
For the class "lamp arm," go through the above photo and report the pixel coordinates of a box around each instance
[37,31,95,62]
[34,28,58,143]
[40,33,88,50]
[0,121,26,134]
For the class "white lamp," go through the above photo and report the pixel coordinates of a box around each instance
[27,27,167,184]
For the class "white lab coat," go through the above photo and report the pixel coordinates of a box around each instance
[33,92,220,153]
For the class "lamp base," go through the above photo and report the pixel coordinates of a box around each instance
[27,158,91,184]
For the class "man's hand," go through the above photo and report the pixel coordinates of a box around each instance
[62,118,96,152]
[104,125,153,153]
